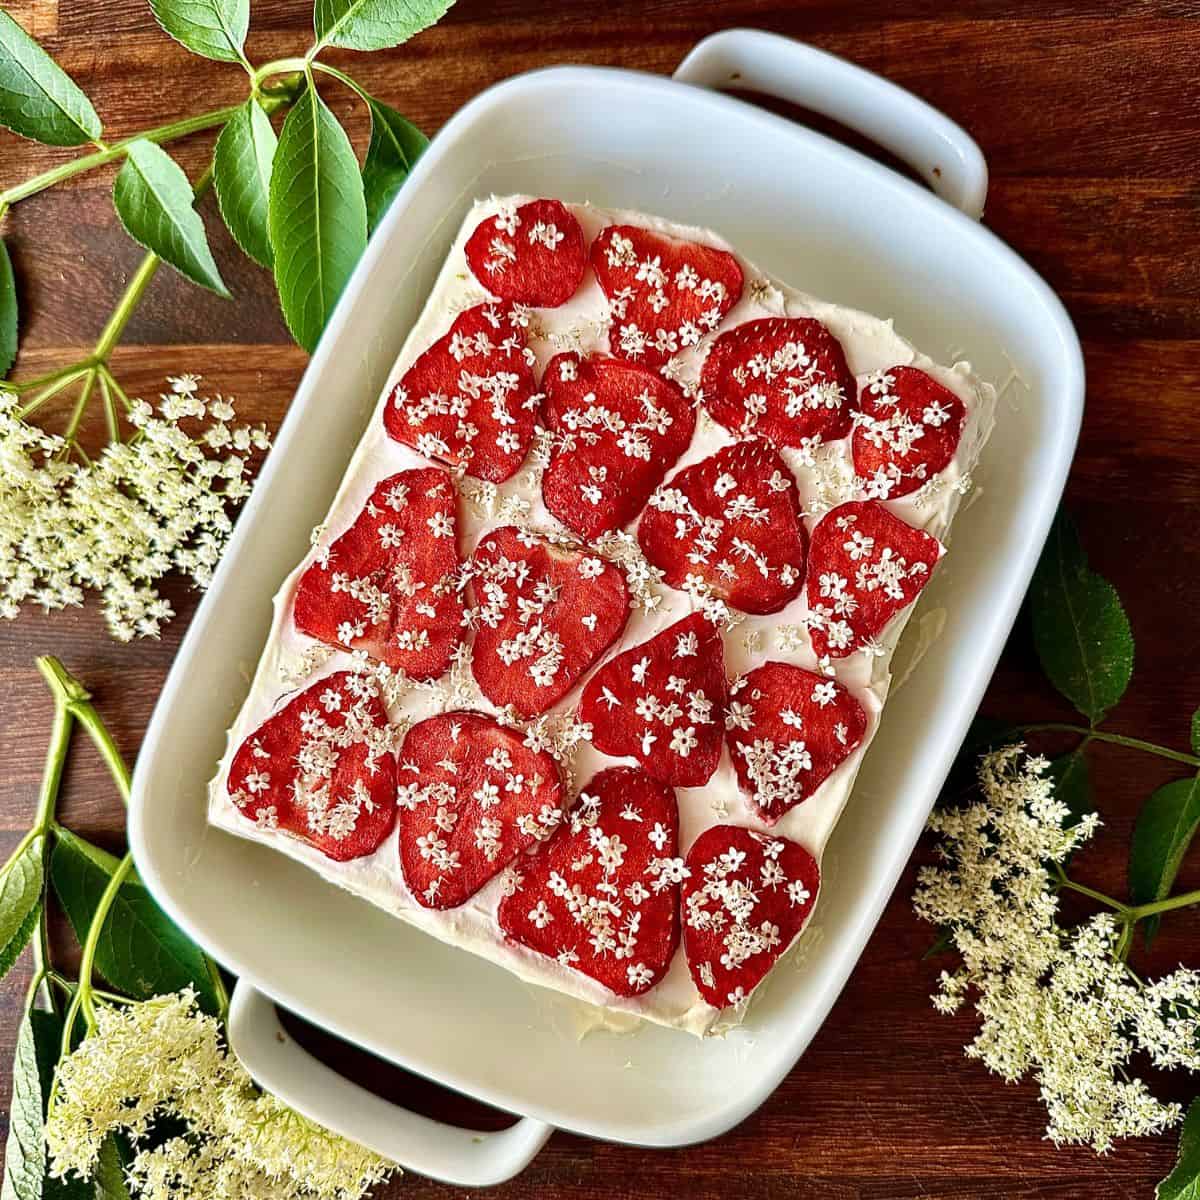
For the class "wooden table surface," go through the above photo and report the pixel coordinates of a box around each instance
[3,1,1199,1196]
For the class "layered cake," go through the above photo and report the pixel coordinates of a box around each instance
[209,196,995,1036]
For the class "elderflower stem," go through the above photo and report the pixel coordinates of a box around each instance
[77,852,136,1028]
[15,367,90,420]
[1126,888,1200,921]
[1055,870,1128,913]
[1021,722,1200,768]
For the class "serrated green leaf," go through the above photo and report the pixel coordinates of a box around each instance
[0,236,17,379]
[90,1139,131,1200]
[50,829,220,1013]
[1192,708,1200,758]
[0,836,44,985]
[1130,774,1200,948]
[1048,749,1092,828]
[148,0,249,64]
[1030,512,1133,724]
[268,87,366,352]
[2,1012,45,1200]
[113,140,229,297]
[361,97,427,232]
[25,1010,94,1200]
[1159,1097,1200,1200]
[314,0,454,52]
[214,98,277,268]
[0,9,101,146]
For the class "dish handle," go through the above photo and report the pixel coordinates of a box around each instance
[673,29,989,220]
[227,981,554,1187]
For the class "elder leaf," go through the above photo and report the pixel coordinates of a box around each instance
[1,1013,45,1200]
[0,836,44,986]
[1130,775,1200,949]
[1159,1097,1200,1200]
[1192,707,1200,758]
[0,9,101,146]
[214,98,277,268]
[0,236,17,378]
[148,0,249,64]
[313,0,454,52]
[361,96,427,232]
[1030,512,1133,724]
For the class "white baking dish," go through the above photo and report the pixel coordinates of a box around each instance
[130,29,1084,1186]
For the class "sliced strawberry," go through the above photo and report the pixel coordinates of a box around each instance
[227,670,397,862]
[701,317,857,448]
[682,825,820,1008]
[293,468,464,679]
[725,663,867,823]
[464,198,587,308]
[469,526,630,718]
[805,500,944,659]
[384,301,540,483]
[591,224,743,370]
[850,366,967,499]
[396,711,565,909]
[498,765,683,997]
[579,612,726,787]
[637,439,807,615]
[540,353,696,541]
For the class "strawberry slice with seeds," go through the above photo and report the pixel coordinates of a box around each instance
[384,301,540,483]
[591,225,743,370]
[293,468,465,679]
[682,825,820,1008]
[469,526,630,718]
[579,612,726,787]
[397,711,565,909]
[805,500,944,659]
[701,317,857,448]
[498,765,683,997]
[464,198,587,308]
[541,352,696,541]
[638,439,807,615]
[227,670,397,862]
[851,366,967,499]
[725,662,867,823]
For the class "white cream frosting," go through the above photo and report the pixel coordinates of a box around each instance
[208,196,996,1038]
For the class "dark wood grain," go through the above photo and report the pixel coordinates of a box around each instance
[3,2,1200,1196]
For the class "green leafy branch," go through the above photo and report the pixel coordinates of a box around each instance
[947,511,1200,1195]
[0,0,441,463]
[0,658,228,1199]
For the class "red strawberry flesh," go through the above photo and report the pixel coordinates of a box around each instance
[464,198,587,308]
[541,353,696,541]
[293,468,465,679]
[227,670,397,862]
[384,301,541,483]
[682,824,820,1008]
[805,500,943,659]
[498,765,683,997]
[579,612,726,788]
[397,711,565,909]
[851,366,966,499]
[725,662,867,823]
[638,438,807,615]
[469,526,630,717]
[702,317,857,448]
[591,224,743,370]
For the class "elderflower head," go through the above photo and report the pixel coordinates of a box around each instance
[915,747,1186,1153]
[46,989,393,1200]
[0,374,268,641]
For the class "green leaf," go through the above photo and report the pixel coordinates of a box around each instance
[0,9,101,146]
[90,1139,131,1200]
[268,86,367,352]
[0,236,17,379]
[112,140,229,297]
[1,1012,45,1200]
[148,0,249,64]
[50,829,220,1013]
[1159,1097,1200,1200]
[313,0,454,52]
[361,97,427,232]
[214,98,277,268]
[26,1010,95,1200]
[921,926,954,960]
[1048,749,1092,829]
[1130,775,1200,948]
[1030,512,1133,724]
[0,836,44,985]
[1192,707,1200,758]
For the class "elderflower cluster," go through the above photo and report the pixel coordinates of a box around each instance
[45,989,393,1200]
[915,746,1197,1153]
[0,374,268,640]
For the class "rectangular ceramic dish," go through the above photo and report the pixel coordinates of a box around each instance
[130,30,1084,1186]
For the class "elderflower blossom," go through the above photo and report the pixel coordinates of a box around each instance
[0,374,268,640]
[914,746,1191,1153]
[45,989,393,1200]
